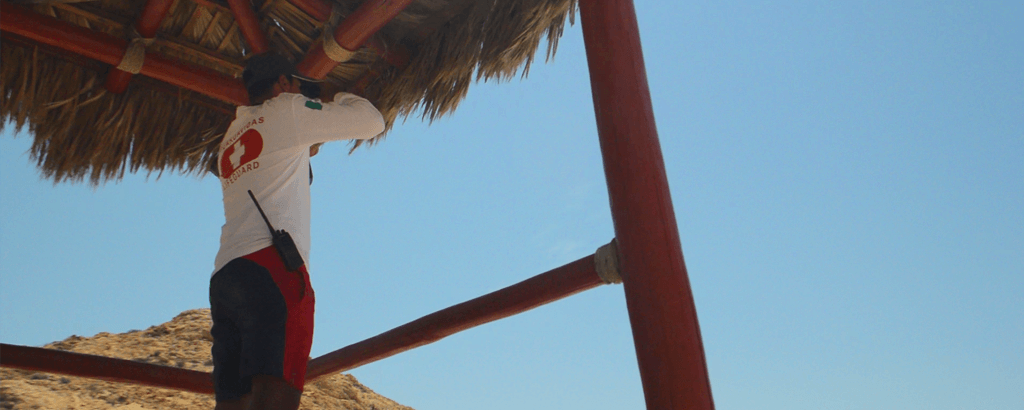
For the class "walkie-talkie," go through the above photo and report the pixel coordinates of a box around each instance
[247,190,305,272]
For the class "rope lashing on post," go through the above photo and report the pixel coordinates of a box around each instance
[115,28,156,74]
[322,3,358,63]
[594,239,623,284]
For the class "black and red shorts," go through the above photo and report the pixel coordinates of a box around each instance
[209,245,315,401]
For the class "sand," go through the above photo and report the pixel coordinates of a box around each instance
[0,309,414,410]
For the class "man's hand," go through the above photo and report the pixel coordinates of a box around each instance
[318,81,346,102]
[299,80,349,102]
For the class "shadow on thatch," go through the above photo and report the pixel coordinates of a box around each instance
[0,0,577,185]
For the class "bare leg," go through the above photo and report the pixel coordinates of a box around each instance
[248,375,302,410]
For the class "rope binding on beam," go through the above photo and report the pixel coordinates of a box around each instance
[322,3,358,63]
[115,27,156,75]
[595,239,623,284]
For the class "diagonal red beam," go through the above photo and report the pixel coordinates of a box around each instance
[289,0,410,68]
[137,0,175,37]
[1,2,248,105]
[104,0,176,93]
[296,0,414,79]
[289,0,331,21]
[0,343,214,394]
[306,253,607,380]
[226,0,269,54]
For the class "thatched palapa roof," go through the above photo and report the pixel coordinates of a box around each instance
[0,0,577,184]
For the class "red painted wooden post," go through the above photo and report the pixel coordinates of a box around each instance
[578,0,716,409]
[226,0,270,54]
[1,2,248,105]
[104,0,175,93]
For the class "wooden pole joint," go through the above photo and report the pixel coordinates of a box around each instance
[296,0,415,79]
[595,239,623,284]
[104,0,175,94]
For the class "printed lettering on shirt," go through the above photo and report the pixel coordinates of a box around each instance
[222,116,265,149]
[220,128,263,186]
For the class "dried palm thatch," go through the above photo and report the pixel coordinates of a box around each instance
[0,0,577,184]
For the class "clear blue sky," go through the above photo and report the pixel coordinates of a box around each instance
[2,1,1022,409]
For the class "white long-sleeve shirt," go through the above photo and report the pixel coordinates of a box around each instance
[213,92,385,274]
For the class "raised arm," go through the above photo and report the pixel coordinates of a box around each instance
[290,92,385,146]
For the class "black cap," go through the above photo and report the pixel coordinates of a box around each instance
[242,52,320,90]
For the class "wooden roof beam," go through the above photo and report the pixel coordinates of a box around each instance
[296,0,415,79]
[226,0,270,54]
[288,0,410,68]
[1,2,248,105]
[104,0,175,93]
[288,0,332,21]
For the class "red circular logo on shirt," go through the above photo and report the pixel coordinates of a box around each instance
[220,129,264,177]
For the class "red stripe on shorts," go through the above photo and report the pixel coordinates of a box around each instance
[243,246,316,391]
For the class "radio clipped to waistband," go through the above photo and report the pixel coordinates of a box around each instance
[247,190,306,272]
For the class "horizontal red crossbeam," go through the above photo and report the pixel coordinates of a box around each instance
[0,343,214,394]
[297,0,415,79]
[1,2,248,105]
[0,253,610,392]
[306,254,605,379]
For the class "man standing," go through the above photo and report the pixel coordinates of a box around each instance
[209,52,385,410]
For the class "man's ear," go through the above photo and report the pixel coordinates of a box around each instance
[276,75,291,89]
